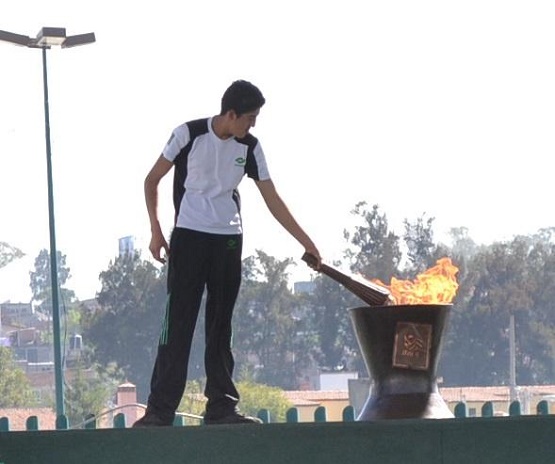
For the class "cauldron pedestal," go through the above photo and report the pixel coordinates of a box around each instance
[350,304,453,420]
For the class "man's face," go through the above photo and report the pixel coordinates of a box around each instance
[231,109,259,138]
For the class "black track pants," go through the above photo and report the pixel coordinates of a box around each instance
[146,227,243,421]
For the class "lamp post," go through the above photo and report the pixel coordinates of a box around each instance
[0,27,95,419]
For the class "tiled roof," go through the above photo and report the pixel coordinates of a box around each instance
[283,385,555,406]
[284,390,349,403]
[439,385,555,402]
[118,381,136,389]
[0,408,56,431]
[284,397,320,406]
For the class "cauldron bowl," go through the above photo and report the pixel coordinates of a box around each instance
[350,304,453,420]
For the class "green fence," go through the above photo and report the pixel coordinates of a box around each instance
[0,399,551,431]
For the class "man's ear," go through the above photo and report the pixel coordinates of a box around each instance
[226,109,238,120]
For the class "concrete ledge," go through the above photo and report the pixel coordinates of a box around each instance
[1,415,554,463]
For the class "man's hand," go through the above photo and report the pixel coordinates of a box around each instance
[302,250,322,271]
[149,230,169,264]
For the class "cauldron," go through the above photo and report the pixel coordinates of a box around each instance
[350,304,453,420]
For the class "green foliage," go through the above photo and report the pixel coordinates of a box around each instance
[177,379,206,425]
[29,248,75,313]
[448,227,480,261]
[64,362,124,427]
[343,202,402,281]
[304,272,360,372]
[0,347,36,407]
[440,234,555,385]
[82,251,166,402]
[233,250,307,388]
[0,242,24,269]
[235,380,291,422]
[177,378,291,423]
[403,213,450,276]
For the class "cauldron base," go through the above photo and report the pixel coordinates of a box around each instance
[358,392,453,421]
[350,304,454,421]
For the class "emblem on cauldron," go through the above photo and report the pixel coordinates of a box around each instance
[393,322,432,370]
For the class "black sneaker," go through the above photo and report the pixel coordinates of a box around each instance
[203,412,263,425]
[132,412,173,428]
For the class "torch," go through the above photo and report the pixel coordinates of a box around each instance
[302,252,393,306]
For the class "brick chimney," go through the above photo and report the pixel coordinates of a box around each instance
[116,382,139,425]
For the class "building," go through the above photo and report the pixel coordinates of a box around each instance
[283,390,351,422]
[0,302,35,327]
[118,236,135,257]
[293,281,315,295]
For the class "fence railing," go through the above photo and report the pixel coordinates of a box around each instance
[0,399,551,432]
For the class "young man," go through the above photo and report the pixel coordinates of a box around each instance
[133,80,321,427]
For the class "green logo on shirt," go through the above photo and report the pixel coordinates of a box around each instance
[227,239,239,250]
[235,157,246,166]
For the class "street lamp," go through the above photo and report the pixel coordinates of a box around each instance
[0,27,95,420]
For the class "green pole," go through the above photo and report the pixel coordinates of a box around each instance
[42,46,65,418]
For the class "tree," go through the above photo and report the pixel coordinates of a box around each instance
[526,229,555,328]
[29,248,75,314]
[64,362,123,427]
[82,251,167,402]
[440,237,545,385]
[235,379,292,422]
[233,250,308,388]
[343,202,402,282]
[304,270,361,373]
[402,213,448,276]
[0,347,36,407]
[0,242,24,269]
[448,226,480,262]
[517,231,555,383]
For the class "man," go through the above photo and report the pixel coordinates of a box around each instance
[133,80,321,427]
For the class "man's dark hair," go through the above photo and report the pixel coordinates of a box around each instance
[220,80,265,116]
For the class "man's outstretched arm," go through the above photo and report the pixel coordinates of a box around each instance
[255,178,321,269]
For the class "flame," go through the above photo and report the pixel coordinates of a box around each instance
[375,257,459,305]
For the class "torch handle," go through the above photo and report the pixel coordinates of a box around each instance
[301,252,391,306]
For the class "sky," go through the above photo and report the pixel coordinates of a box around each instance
[1,1,555,303]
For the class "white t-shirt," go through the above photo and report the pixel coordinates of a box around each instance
[162,117,270,234]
